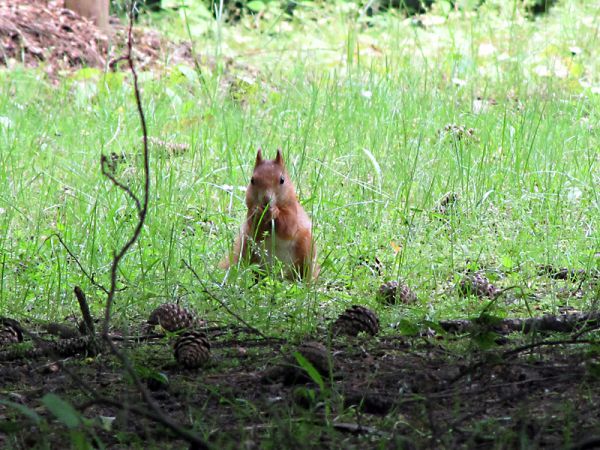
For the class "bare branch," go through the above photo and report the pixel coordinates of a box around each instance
[95,4,209,448]
[101,3,150,338]
[74,286,95,335]
[100,154,142,215]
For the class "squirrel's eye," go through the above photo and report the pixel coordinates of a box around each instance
[279,176,285,185]
[250,177,255,185]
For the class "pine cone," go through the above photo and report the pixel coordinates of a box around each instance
[0,318,23,346]
[262,341,333,386]
[52,335,100,357]
[78,318,98,336]
[378,281,417,305]
[537,264,587,280]
[267,341,333,386]
[294,341,331,375]
[174,331,210,369]
[332,305,380,337]
[458,272,500,298]
[43,322,81,339]
[147,303,199,333]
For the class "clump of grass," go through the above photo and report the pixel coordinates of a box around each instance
[0,0,598,340]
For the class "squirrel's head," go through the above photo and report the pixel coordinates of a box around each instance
[248,148,295,208]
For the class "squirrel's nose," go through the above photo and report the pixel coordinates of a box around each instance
[263,191,274,205]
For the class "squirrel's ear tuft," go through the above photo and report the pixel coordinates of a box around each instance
[275,148,284,165]
[255,148,263,167]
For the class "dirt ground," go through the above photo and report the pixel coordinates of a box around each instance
[0,0,199,77]
[1,324,599,449]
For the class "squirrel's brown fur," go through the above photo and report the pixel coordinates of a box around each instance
[221,149,318,280]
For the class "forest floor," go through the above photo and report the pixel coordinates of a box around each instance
[2,321,600,449]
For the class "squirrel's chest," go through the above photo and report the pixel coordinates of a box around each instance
[257,233,297,266]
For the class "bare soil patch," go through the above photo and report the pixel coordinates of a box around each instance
[0,0,194,76]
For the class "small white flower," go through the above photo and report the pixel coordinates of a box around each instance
[472,99,485,114]
[478,43,496,57]
[0,116,13,129]
[534,65,550,77]
[566,186,582,203]
[554,61,568,79]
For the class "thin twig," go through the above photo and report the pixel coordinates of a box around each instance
[50,233,109,295]
[572,323,600,340]
[501,338,596,359]
[100,154,142,216]
[102,3,149,339]
[97,4,208,449]
[182,259,270,340]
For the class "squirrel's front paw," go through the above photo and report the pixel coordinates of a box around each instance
[269,205,280,220]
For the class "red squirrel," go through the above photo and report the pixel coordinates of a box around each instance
[222,148,318,280]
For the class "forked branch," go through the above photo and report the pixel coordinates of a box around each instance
[98,3,208,448]
[101,9,149,337]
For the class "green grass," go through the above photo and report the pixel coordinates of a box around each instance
[0,0,599,339]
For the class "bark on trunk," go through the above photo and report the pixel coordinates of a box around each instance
[64,0,109,31]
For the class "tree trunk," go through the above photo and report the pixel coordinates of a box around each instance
[64,0,109,31]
